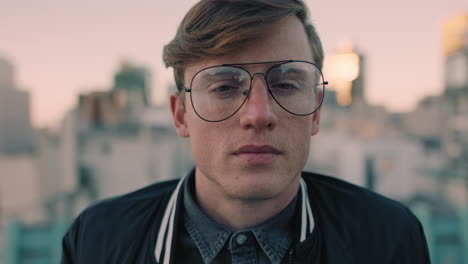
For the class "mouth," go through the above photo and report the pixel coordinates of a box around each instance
[233,145,282,155]
[233,145,282,165]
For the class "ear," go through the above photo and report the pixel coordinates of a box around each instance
[170,93,190,138]
[311,91,323,136]
[311,107,321,136]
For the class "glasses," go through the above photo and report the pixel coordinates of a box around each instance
[185,60,328,122]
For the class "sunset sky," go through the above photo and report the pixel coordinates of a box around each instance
[1,0,467,128]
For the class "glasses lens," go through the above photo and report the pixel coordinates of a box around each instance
[190,66,250,121]
[266,61,324,115]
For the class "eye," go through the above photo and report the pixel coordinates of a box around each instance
[272,82,297,90]
[212,84,239,92]
[269,81,299,96]
[208,83,242,99]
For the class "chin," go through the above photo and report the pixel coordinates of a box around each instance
[231,190,280,201]
[229,179,286,200]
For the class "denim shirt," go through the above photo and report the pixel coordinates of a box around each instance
[177,174,298,264]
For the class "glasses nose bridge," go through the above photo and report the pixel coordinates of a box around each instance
[250,72,267,81]
[248,72,268,91]
[244,71,274,106]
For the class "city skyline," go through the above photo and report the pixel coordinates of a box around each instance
[1,0,467,128]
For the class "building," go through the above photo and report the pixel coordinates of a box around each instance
[113,61,151,106]
[50,104,193,215]
[78,90,128,128]
[443,13,468,92]
[323,43,366,107]
[0,57,14,88]
[441,13,468,180]
[0,153,45,263]
[77,107,193,200]
[0,57,35,154]
[77,62,152,128]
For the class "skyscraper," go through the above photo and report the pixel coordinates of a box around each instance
[0,58,14,88]
[323,43,366,106]
[441,13,468,181]
[0,57,35,154]
[443,13,468,92]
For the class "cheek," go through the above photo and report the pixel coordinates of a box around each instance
[187,120,226,159]
[285,118,313,151]
[189,132,212,167]
[288,115,313,134]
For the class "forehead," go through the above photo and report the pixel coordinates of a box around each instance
[184,16,314,85]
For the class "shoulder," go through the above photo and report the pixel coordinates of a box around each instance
[302,172,429,262]
[61,179,180,261]
[77,179,180,233]
[302,171,413,221]
[82,178,179,221]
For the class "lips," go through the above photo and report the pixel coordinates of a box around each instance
[233,145,281,165]
[233,145,282,155]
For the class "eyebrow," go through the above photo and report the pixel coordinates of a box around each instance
[200,70,243,82]
[221,60,293,66]
[270,67,308,77]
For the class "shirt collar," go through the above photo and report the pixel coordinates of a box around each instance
[250,198,297,263]
[182,171,298,263]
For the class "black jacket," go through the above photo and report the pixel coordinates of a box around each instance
[61,171,430,263]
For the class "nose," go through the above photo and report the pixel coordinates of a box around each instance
[239,74,277,131]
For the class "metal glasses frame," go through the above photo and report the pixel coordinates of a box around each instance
[184,60,328,122]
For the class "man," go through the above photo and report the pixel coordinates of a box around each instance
[61,0,430,263]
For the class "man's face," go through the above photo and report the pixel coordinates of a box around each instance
[171,16,321,201]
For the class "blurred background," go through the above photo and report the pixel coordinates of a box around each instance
[0,0,467,263]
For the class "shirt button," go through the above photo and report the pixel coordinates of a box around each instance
[236,234,248,245]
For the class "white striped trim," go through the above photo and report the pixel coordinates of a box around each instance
[155,177,185,263]
[154,176,314,263]
[299,178,314,242]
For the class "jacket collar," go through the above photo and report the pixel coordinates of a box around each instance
[154,169,318,264]
[295,173,354,264]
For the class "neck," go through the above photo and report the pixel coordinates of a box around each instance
[194,171,300,230]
